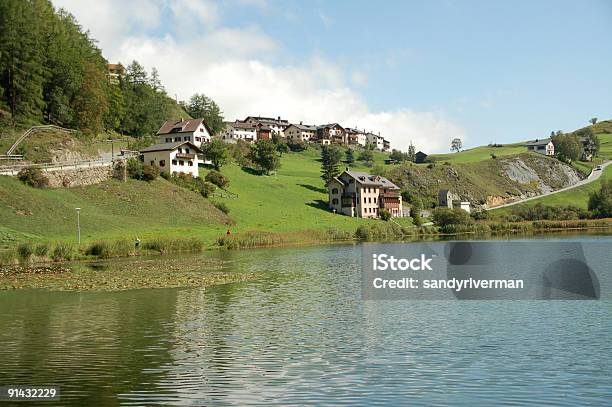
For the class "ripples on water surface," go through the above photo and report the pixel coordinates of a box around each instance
[1,239,612,406]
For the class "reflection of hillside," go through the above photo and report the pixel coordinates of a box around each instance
[0,288,178,405]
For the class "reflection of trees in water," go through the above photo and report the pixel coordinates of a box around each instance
[0,288,179,405]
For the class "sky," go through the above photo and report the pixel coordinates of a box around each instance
[53,0,612,153]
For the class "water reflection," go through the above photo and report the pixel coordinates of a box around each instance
[0,239,611,405]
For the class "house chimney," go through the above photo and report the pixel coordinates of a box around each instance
[277,116,281,121]
[300,121,303,125]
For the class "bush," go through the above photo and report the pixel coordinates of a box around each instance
[143,237,203,254]
[471,210,489,220]
[288,141,307,152]
[16,242,33,262]
[52,242,73,262]
[85,241,111,258]
[141,164,160,181]
[380,209,391,221]
[588,179,612,218]
[126,157,144,180]
[432,207,474,227]
[17,168,49,188]
[205,170,230,188]
[212,201,230,214]
[166,173,216,197]
[510,203,589,221]
[34,244,50,257]
[86,240,134,258]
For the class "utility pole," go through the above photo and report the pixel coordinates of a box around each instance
[75,208,81,245]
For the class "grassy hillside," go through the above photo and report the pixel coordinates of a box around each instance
[428,143,526,164]
[0,177,230,249]
[201,147,394,236]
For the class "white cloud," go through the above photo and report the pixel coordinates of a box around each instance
[51,0,465,153]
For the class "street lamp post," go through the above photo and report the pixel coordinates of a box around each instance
[75,207,81,245]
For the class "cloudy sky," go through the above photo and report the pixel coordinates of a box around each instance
[53,0,612,153]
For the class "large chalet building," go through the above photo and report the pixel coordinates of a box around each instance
[328,170,403,218]
[156,118,212,148]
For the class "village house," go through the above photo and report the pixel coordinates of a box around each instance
[140,141,201,177]
[242,116,289,137]
[220,121,257,143]
[328,170,403,218]
[316,123,346,144]
[524,138,555,156]
[345,128,368,146]
[157,118,212,148]
[438,189,471,213]
[366,132,385,151]
[284,122,317,142]
[256,124,272,141]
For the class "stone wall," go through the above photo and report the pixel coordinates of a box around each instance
[44,165,113,188]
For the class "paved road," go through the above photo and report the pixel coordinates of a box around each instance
[486,160,611,210]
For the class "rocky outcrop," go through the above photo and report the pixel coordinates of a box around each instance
[387,153,584,209]
[501,156,582,194]
[45,166,112,188]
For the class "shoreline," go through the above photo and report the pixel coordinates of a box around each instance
[0,220,611,292]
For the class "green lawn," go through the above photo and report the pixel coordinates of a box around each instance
[429,143,526,163]
[0,176,231,248]
[201,147,389,235]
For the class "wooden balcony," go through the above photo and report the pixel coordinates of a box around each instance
[175,153,195,159]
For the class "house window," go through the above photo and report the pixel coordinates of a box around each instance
[374,197,377,204]
[174,137,181,142]
[150,160,154,166]
[186,148,190,154]
[178,148,182,153]
[200,128,204,132]
[172,159,177,165]
[332,188,338,194]
[196,137,201,142]
[184,136,190,141]
[179,161,184,166]
[363,197,367,204]
[166,137,171,142]
[332,198,338,205]
[368,197,372,204]
[160,160,166,167]
[188,161,193,166]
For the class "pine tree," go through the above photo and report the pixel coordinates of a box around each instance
[0,0,46,123]
[187,93,224,134]
[345,148,355,164]
[321,145,342,186]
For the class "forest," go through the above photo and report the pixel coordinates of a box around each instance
[0,0,222,137]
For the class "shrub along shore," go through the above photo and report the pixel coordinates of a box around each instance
[1,218,611,268]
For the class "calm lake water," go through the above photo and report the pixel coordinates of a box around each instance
[1,236,612,406]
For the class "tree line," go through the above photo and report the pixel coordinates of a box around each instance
[0,0,223,138]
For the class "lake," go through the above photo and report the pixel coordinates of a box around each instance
[1,236,612,405]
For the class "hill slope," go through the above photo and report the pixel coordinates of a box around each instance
[0,177,230,248]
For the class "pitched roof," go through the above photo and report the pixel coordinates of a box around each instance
[524,138,552,146]
[244,116,289,125]
[287,123,317,131]
[317,123,344,130]
[343,171,399,189]
[157,118,211,135]
[140,141,202,154]
[226,121,257,130]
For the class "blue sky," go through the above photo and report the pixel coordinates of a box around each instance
[56,0,612,152]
